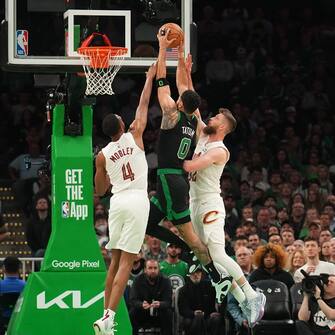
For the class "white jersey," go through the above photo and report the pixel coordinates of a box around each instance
[189,135,229,201]
[102,132,148,194]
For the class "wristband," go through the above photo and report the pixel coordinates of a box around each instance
[156,78,169,88]
[316,297,322,302]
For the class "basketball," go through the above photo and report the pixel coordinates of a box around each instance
[158,23,184,48]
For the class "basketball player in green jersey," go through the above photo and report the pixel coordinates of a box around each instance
[146,29,232,303]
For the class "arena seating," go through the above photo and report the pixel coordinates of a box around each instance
[251,280,294,335]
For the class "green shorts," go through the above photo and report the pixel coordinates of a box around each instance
[150,168,191,225]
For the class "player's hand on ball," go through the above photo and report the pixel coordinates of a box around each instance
[157,28,176,49]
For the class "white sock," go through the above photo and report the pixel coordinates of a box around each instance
[230,285,246,304]
[241,281,257,300]
[107,309,115,315]
[104,309,115,319]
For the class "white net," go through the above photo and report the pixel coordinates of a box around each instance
[79,48,126,96]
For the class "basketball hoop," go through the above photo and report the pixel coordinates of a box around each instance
[77,33,128,96]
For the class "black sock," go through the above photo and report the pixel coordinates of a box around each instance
[181,250,197,265]
[204,262,221,283]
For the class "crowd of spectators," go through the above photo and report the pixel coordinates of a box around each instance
[1,1,335,334]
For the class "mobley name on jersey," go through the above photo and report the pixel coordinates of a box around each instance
[109,147,134,163]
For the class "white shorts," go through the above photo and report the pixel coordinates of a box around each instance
[106,190,150,254]
[190,197,226,249]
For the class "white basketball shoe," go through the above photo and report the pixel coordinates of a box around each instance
[93,309,117,335]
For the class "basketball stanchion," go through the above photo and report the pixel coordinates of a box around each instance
[7,49,132,335]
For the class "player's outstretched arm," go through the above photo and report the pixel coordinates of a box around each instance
[130,63,157,149]
[183,148,229,172]
[176,43,188,95]
[94,152,110,196]
[185,53,195,91]
[156,30,179,129]
[184,53,205,138]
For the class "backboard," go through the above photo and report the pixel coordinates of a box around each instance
[2,0,195,74]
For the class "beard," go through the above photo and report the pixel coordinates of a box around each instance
[168,253,178,259]
[203,125,216,135]
[147,274,158,283]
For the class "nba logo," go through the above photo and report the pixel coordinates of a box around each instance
[61,201,70,218]
[16,30,29,56]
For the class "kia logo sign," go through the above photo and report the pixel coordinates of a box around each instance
[36,290,104,309]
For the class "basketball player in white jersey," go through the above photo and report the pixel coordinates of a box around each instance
[184,108,266,327]
[93,63,156,335]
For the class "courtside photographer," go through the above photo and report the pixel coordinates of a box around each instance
[297,270,335,334]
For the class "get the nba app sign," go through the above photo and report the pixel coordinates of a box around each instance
[62,169,88,220]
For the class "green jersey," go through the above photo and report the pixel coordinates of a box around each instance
[160,260,189,290]
[157,112,197,169]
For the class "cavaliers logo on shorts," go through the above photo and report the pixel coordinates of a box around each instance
[203,211,219,224]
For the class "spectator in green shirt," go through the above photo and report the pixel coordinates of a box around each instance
[160,243,188,291]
